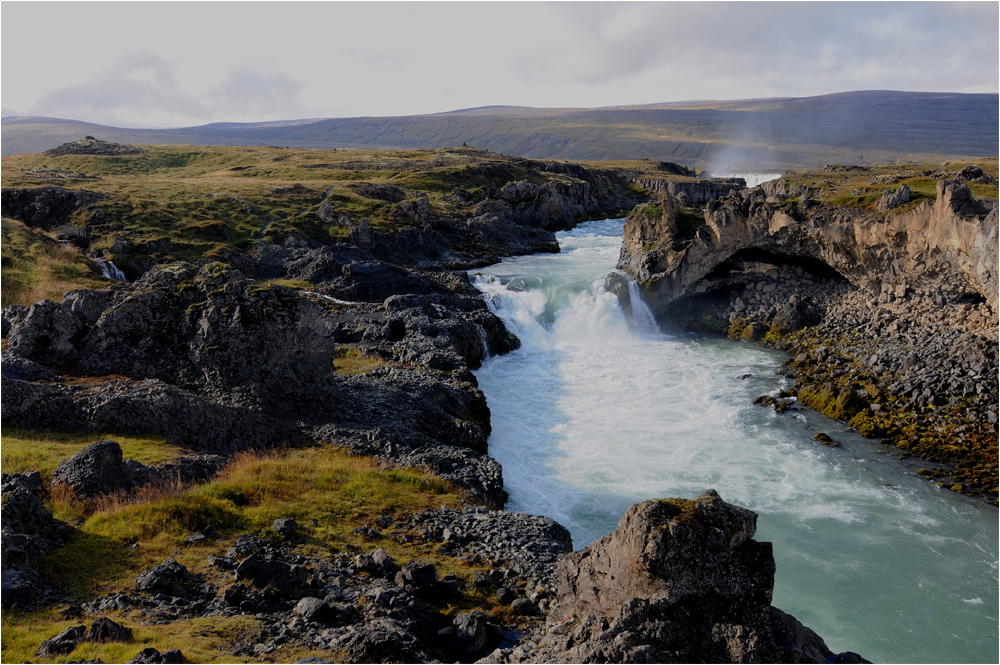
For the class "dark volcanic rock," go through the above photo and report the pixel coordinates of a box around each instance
[126,647,185,664]
[135,559,189,593]
[85,617,133,643]
[36,625,87,656]
[492,491,866,664]
[52,440,133,496]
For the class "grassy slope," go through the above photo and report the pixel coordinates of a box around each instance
[4,91,997,169]
[1,218,108,306]
[2,144,635,298]
[1,441,512,664]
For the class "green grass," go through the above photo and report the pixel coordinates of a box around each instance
[782,158,998,213]
[1,427,183,482]
[32,445,467,599]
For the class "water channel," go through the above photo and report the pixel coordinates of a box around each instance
[471,217,998,664]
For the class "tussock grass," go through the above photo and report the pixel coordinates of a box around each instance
[35,446,466,600]
[332,347,388,375]
[1,608,259,664]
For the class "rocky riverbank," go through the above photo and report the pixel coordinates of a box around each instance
[610,161,999,501]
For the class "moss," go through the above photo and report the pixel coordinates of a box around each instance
[655,497,700,526]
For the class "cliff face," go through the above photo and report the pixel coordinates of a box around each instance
[616,180,998,319]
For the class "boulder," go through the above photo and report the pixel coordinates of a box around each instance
[135,559,189,593]
[126,647,186,663]
[52,440,134,496]
[36,625,87,656]
[272,517,298,537]
[294,596,334,623]
[395,559,438,588]
[520,491,867,663]
[86,617,133,643]
[453,610,489,655]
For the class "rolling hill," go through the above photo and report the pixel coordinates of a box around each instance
[3,91,996,170]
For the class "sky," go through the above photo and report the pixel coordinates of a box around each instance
[2,1,997,128]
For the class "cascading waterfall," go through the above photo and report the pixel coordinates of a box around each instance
[472,218,998,664]
[626,279,660,335]
[95,257,128,282]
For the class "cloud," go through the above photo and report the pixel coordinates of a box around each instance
[33,51,212,126]
[29,53,310,126]
[206,67,308,117]
[510,2,999,99]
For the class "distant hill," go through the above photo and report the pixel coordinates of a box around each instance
[3,91,996,170]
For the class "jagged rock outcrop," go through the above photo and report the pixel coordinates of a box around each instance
[630,176,746,206]
[0,185,109,230]
[2,474,64,608]
[489,491,867,664]
[45,137,142,156]
[615,180,997,318]
[1,255,519,505]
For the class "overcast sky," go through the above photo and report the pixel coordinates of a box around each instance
[2,1,997,128]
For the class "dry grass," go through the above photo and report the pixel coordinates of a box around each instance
[1,218,108,307]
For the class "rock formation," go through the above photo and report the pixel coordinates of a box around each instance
[609,177,998,498]
[613,180,997,317]
[488,490,867,664]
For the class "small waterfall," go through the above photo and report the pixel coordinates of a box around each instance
[95,258,128,282]
[627,280,660,335]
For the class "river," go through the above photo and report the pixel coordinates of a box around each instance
[471,217,998,664]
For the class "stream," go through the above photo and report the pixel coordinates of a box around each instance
[471,217,998,664]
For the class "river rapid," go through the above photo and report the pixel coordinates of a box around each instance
[471,217,998,664]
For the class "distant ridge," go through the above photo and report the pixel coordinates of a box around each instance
[3,90,996,169]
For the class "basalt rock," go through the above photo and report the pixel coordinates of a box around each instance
[492,491,866,664]
[617,181,998,318]
[52,440,134,496]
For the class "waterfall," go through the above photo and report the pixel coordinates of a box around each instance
[627,280,660,335]
[95,258,128,282]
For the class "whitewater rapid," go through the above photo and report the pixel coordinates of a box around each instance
[471,218,998,664]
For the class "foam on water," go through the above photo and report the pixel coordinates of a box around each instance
[472,218,998,664]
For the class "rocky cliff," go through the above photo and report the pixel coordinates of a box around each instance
[609,174,999,499]
[614,179,997,317]
[488,490,867,664]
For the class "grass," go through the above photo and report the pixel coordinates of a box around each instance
[1,608,259,664]
[1,427,183,482]
[3,444,494,662]
[777,157,998,213]
[28,445,467,599]
[1,218,109,307]
[332,347,388,375]
[1,144,634,296]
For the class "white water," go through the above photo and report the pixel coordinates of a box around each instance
[95,257,128,282]
[716,172,782,188]
[472,218,998,664]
